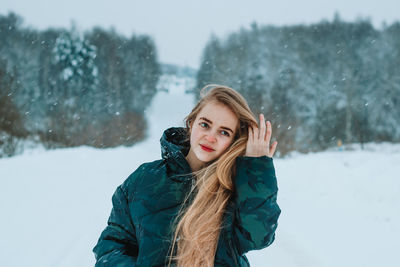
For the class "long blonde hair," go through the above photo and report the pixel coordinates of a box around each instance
[168,84,258,266]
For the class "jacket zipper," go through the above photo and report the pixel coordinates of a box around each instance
[229,239,239,267]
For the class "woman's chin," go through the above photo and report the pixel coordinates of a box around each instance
[195,152,215,163]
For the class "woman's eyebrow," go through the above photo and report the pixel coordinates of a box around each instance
[199,117,234,133]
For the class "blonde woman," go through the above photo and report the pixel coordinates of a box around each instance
[93,84,281,266]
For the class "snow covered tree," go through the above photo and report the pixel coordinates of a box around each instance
[366,23,400,142]
[53,29,98,100]
[47,29,99,145]
[0,59,25,137]
[0,59,27,157]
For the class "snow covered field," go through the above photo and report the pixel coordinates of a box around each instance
[1,80,399,267]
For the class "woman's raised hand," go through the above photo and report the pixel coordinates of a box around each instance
[244,114,278,158]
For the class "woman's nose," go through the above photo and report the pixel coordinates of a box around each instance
[205,133,217,143]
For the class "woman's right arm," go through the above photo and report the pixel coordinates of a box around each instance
[93,183,139,266]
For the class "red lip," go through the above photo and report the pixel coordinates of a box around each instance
[200,144,214,152]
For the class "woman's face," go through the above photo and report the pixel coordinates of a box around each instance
[187,101,239,167]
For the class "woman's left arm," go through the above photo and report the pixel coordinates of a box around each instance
[232,155,281,255]
[232,113,281,255]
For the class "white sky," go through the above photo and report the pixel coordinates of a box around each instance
[2,0,400,68]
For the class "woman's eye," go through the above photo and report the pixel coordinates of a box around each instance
[221,130,230,137]
[200,122,208,128]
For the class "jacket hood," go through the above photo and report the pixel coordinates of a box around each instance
[160,127,193,181]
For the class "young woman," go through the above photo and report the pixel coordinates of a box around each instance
[93,84,281,267]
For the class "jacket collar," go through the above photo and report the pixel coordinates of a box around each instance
[160,127,193,181]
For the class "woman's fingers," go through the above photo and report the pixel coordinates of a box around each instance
[269,141,278,157]
[259,114,266,141]
[248,125,254,143]
[265,120,272,144]
[247,115,278,158]
[253,123,259,140]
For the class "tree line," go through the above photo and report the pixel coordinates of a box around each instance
[1,12,399,157]
[196,15,400,155]
[0,12,160,156]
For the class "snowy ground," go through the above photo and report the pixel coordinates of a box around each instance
[1,78,399,267]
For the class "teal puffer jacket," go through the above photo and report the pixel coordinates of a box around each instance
[93,127,281,266]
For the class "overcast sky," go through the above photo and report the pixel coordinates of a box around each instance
[2,0,400,68]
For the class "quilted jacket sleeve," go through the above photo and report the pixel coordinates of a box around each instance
[232,155,281,255]
[93,181,139,266]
